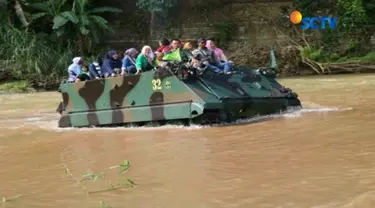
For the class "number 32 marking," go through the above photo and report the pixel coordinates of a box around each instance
[152,79,162,90]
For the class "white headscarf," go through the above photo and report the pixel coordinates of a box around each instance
[141,45,154,61]
[67,57,82,81]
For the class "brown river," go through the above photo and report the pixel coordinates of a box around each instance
[0,74,374,208]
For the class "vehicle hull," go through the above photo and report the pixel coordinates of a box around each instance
[56,66,301,128]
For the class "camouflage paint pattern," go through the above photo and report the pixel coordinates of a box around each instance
[56,66,301,128]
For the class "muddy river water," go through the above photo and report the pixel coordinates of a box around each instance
[0,74,375,208]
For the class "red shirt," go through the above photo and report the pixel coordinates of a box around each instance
[155,45,171,53]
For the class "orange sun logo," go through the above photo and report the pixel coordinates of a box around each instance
[290,10,302,24]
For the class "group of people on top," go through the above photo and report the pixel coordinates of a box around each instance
[67,37,233,83]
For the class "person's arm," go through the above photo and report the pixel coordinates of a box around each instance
[191,49,201,60]
[162,46,170,53]
[218,49,228,62]
[135,55,144,74]
[68,68,76,81]
[212,51,221,65]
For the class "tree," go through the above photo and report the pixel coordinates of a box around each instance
[29,0,122,54]
[136,0,179,38]
[14,0,30,26]
[336,0,368,35]
[136,0,178,12]
[2,0,30,26]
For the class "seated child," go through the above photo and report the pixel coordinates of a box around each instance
[75,65,91,82]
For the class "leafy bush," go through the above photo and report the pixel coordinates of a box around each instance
[0,23,74,90]
[136,0,178,12]
[29,0,122,54]
[213,20,236,47]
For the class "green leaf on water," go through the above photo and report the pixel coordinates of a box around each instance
[64,168,68,176]
[127,178,136,186]
[118,160,130,174]
[80,170,105,182]
[100,200,112,208]
[93,172,104,182]
[117,178,136,187]
[1,195,24,203]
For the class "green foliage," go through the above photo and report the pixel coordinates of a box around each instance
[29,0,122,53]
[299,44,375,64]
[303,47,322,61]
[336,0,368,35]
[190,0,225,17]
[213,20,235,47]
[336,51,375,63]
[295,0,374,58]
[136,0,179,12]
[294,0,333,16]
[0,81,35,93]
[80,171,105,183]
[64,160,136,195]
[363,0,375,27]
[299,46,323,61]
[0,23,74,89]
[360,51,375,62]
[100,201,112,208]
[320,29,339,47]
[0,1,7,20]
[329,53,340,61]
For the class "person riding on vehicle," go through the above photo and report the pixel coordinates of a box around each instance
[75,65,91,82]
[155,38,171,53]
[191,38,232,74]
[135,45,155,74]
[163,39,195,63]
[67,57,83,83]
[88,56,103,79]
[121,48,138,75]
[206,39,231,63]
[101,50,122,78]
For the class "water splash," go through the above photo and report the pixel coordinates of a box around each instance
[1,102,353,132]
[338,191,375,208]
[312,191,375,208]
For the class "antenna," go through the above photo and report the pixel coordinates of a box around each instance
[269,46,278,71]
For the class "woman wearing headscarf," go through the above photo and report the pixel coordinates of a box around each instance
[67,57,83,82]
[101,50,122,78]
[155,38,171,53]
[135,45,155,74]
[121,48,138,75]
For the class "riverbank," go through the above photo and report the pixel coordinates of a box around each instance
[2,20,375,93]
[0,81,37,93]
[1,69,375,94]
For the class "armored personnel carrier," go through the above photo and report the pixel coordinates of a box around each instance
[56,50,301,128]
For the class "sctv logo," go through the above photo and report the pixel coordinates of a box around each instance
[289,10,338,30]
